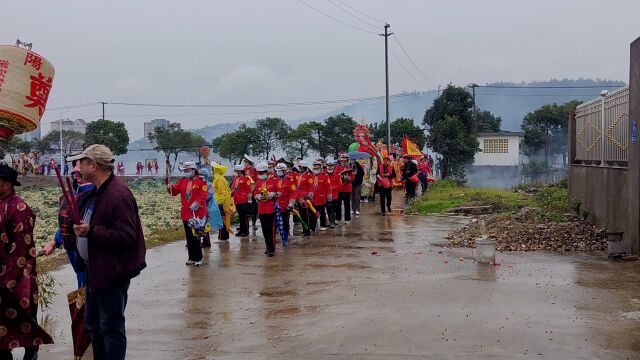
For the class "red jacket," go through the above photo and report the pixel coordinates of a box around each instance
[169,176,208,221]
[231,175,254,205]
[336,164,354,193]
[245,167,258,183]
[327,170,342,199]
[296,171,315,203]
[253,177,282,214]
[418,161,431,175]
[311,173,332,206]
[276,176,296,211]
[378,164,396,187]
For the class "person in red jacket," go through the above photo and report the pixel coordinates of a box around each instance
[326,158,342,229]
[253,162,282,256]
[378,157,396,216]
[231,165,254,237]
[243,155,258,231]
[296,160,314,236]
[167,161,207,266]
[275,163,296,237]
[335,153,354,224]
[310,160,332,231]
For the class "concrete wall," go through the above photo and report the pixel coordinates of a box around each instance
[474,136,521,166]
[568,165,628,234]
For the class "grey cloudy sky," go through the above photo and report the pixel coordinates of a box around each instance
[1,0,638,139]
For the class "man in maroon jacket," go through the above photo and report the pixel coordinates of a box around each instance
[70,145,146,360]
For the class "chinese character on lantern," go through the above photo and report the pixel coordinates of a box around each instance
[23,53,42,71]
[24,72,53,116]
[0,60,8,69]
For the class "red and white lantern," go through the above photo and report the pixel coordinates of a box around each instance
[0,45,55,141]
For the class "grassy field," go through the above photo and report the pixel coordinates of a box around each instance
[407,179,577,221]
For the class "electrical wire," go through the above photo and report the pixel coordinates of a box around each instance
[333,0,387,25]
[392,36,436,88]
[44,103,99,112]
[325,0,381,30]
[478,84,624,89]
[294,0,378,35]
[389,48,431,90]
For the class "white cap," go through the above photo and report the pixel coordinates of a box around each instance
[340,153,349,159]
[256,162,268,172]
[298,160,309,168]
[325,157,336,165]
[313,160,322,166]
[275,163,287,171]
[179,161,197,171]
[243,154,255,164]
[233,165,245,171]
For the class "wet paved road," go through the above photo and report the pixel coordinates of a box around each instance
[39,193,640,359]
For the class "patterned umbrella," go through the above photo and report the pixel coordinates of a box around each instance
[274,204,288,247]
[67,288,90,359]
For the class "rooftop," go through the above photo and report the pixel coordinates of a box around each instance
[478,130,524,137]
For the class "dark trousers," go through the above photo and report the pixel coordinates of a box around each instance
[236,203,250,235]
[379,187,392,213]
[327,199,337,225]
[309,204,327,231]
[299,206,312,235]
[281,210,290,234]
[251,202,258,227]
[259,213,276,254]
[217,205,229,240]
[85,279,130,360]
[336,192,351,221]
[405,181,417,199]
[183,221,203,262]
[0,346,38,359]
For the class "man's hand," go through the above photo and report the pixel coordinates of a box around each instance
[74,222,90,237]
[42,240,56,256]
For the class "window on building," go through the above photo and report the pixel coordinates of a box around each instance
[483,138,509,154]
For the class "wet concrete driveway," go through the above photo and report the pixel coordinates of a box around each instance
[40,193,640,359]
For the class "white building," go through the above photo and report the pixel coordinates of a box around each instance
[473,131,523,166]
[50,118,87,134]
[17,127,41,141]
[144,119,170,140]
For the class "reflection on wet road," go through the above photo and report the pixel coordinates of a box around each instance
[41,193,640,359]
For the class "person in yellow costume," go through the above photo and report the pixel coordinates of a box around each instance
[212,162,234,240]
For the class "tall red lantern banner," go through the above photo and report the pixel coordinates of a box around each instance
[0,45,55,142]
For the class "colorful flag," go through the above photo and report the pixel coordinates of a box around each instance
[402,135,422,157]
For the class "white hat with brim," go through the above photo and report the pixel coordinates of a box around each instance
[243,154,255,164]
[233,165,245,171]
[256,162,268,172]
[178,161,197,171]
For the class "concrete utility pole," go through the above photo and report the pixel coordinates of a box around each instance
[380,24,393,155]
[468,83,479,126]
[100,102,106,120]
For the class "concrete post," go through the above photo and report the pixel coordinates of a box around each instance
[626,37,640,255]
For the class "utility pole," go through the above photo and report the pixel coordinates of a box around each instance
[100,102,106,120]
[437,85,441,97]
[380,24,393,155]
[468,83,478,128]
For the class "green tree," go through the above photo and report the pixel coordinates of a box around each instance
[475,110,502,132]
[521,100,581,167]
[321,113,357,158]
[43,130,86,159]
[426,116,479,180]
[213,125,258,164]
[370,118,426,149]
[285,122,323,159]
[148,123,196,171]
[424,85,474,133]
[84,119,130,155]
[3,137,25,163]
[30,138,51,156]
[253,117,291,160]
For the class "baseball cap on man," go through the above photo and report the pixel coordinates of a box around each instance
[68,144,115,166]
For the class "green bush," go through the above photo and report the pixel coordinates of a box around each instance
[430,179,460,189]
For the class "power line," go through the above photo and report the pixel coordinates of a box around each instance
[393,36,436,88]
[104,93,417,108]
[45,103,98,112]
[389,48,430,90]
[294,0,378,35]
[325,0,381,30]
[477,93,602,97]
[333,0,387,25]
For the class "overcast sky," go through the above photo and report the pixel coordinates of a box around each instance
[1,0,638,139]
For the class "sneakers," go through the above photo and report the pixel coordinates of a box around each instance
[344,220,350,225]
[330,224,335,229]
[319,227,327,231]
[185,260,195,266]
[387,206,391,213]
[194,261,203,267]
[381,212,386,216]
[355,211,360,216]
